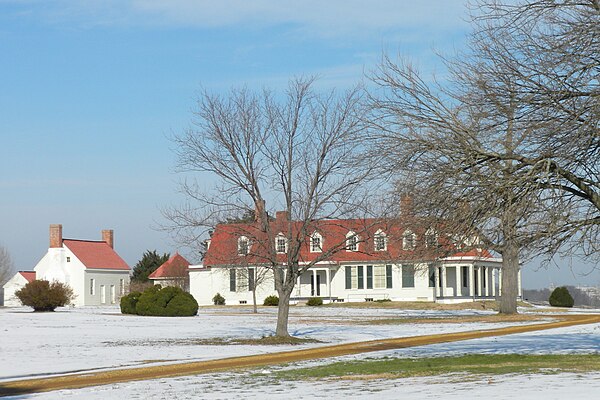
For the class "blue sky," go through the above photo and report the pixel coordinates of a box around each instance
[0,0,597,289]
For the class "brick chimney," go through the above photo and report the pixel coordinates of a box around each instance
[400,195,414,218]
[102,229,114,249]
[49,224,63,248]
[275,211,290,222]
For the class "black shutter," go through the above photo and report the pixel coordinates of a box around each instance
[358,266,364,289]
[248,268,255,291]
[230,269,236,292]
[345,266,352,289]
[386,265,393,288]
[366,265,373,289]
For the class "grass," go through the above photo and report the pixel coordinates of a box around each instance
[273,354,600,380]
[104,336,320,347]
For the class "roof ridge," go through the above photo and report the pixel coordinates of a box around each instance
[62,238,107,243]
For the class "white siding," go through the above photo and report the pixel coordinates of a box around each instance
[2,273,29,307]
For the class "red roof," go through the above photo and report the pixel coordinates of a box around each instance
[149,253,190,279]
[19,271,36,283]
[204,216,495,267]
[63,239,130,270]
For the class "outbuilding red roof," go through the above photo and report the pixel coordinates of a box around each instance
[18,271,36,283]
[63,239,130,270]
[149,253,190,279]
[204,215,494,267]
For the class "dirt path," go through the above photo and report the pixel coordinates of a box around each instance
[1,313,599,397]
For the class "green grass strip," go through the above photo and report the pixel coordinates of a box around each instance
[274,354,600,380]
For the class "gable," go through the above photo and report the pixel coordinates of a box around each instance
[63,240,130,270]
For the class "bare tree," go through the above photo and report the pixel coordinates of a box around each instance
[167,78,381,337]
[0,245,15,287]
[369,0,599,314]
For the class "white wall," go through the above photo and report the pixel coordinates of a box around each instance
[84,270,130,306]
[2,273,28,307]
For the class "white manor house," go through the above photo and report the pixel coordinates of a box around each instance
[188,211,521,306]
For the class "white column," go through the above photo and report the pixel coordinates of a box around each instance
[518,268,522,298]
[468,265,474,297]
[326,268,331,301]
[441,266,447,298]
[433,265,440,301]
[498,269,503,296]
[477,267,483,298]
[312,269,317,296]
[434,266,440,300]
[491,268,496,297]
[296,275,301,296]
[455,266,461,297]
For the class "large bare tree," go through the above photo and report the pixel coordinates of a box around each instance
[369,0,598,314]
[167,78,381,337]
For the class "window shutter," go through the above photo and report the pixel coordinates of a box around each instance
[358,266,364,289]
[386,264,393,288]
[230,269,236,292]
[366,266,373,289]
[345,266,352,289]
[248,268,255,291]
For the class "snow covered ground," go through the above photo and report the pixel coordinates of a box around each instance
[1,305,599,399]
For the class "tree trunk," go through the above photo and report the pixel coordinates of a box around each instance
[499,241,519,314]
[275,287,293,337]
[252,287,258,314]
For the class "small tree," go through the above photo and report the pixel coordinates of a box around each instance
[131,250,170,283]
[212,293,225,305]
[549,287,575,308]
[0,245,15,287]
[15,280,75,312]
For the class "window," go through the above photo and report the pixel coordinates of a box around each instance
[428,265,436,288]
[357,266,364,289]
[345,266,359,289]
[374,230,387,251]
[275,234,287,254]
[238,236,250,255]
[310,232,323,253]
[386,265,393,289]
[346,231,358,251]
[119,279,125,295]
[402,230,417,251]
[110,285,116,304]
[425,228,438,248]
[66,256,71,262]
[90,279,95,295]
[402,264,415,288]
[374,265,387,288]
[100,285,106,303]
[230,269,236,291]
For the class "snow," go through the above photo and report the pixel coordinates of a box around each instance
[1,305,600,399]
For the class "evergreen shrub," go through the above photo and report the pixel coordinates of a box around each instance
[263,295,279,306]
[213,292,226,305]
[306,297,323,306]
[120,291,142,314]
[549,286,574,308]
[120,285,198,316]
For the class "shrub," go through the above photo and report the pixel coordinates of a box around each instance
[15,280,75,312]
[306,297,323,306]
[549,287,574,308]
[375,298,392,303]
[263,295,279,306]
[213,293,226,305]
[135,285,198,317]
[120,291,142,314]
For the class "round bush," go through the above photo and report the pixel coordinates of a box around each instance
[15,280,75,312]
[212,293,226,305]
[120,291,142,315]
[263,295,279,306]
[549,286,574,308]
[306,297,323,306]
[131,285,198,316]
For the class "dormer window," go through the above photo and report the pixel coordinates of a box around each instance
[425,228,438,248]
[275,234,287,254]
[238,236,250,255]
[346,231,359,252]
[374,229,387,251]
[310,232,323,253]
[402,230,417,251]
